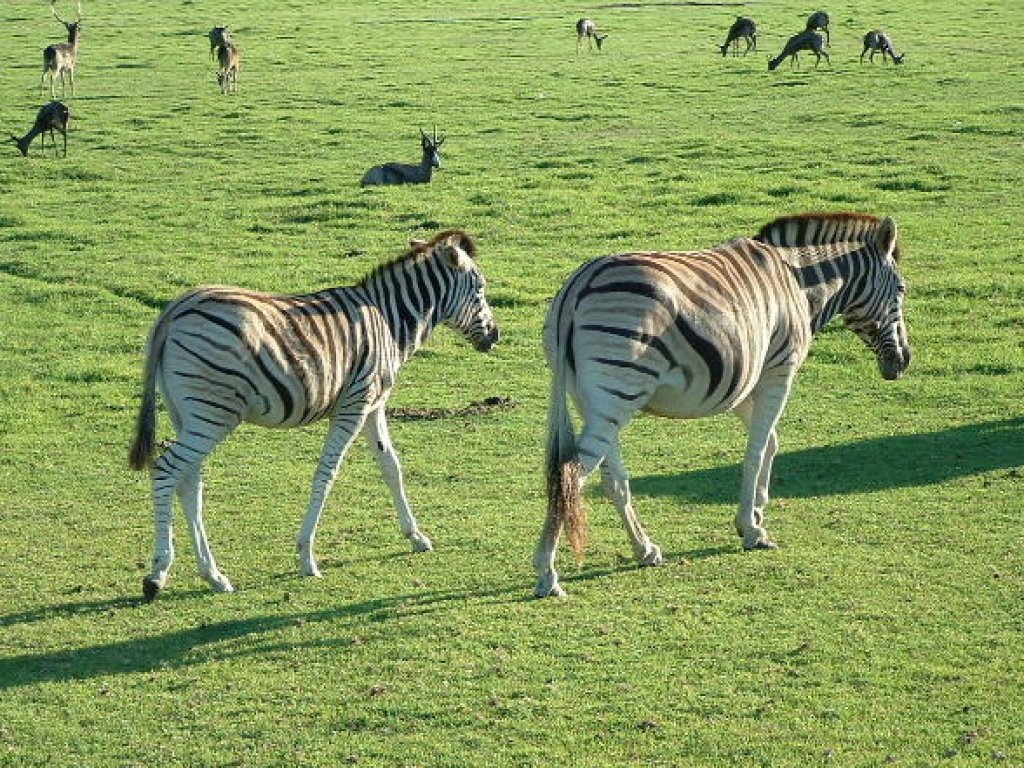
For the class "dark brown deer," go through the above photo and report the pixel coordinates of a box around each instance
[209,26,231,59]
[10,101,71,157]
[215,41,241,94]
[768,30,829,70]
[41,1,83,98]
[576,19,608,53]
[805,10,830,45]
[720,16,757,56]
[361,129,445,186]
[861,30,904,64]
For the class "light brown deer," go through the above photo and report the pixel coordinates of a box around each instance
[215,41,241,94]
[41,1,83,98]
[10,101,71,157]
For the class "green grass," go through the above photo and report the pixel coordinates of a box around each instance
[1,0,1023,765]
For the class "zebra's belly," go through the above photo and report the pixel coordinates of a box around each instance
[641,367,755,419]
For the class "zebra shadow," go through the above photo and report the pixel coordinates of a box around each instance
[630,417,1024,502]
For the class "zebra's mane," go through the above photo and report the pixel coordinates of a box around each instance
[755,212,902,263]
[361,229,477,284]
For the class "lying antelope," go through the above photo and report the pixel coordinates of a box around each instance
[861,30,904,64]
[805,10,830,45]
[361,129,445,186]
[10,101,70,157]
[768,29,829,70]
[41,1,83,98]
[576,18,608,53]
[720,16,757,56]
[209,26,231,59]
[215,41,241,94]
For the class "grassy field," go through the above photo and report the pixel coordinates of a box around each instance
[1,0,1022,765]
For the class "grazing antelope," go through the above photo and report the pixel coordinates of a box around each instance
[805,10,830,44]
[360,129,445,186]
[209,26,231,59]
[576,19,608,53]
[720,16,757,56]
[9,101,70,157]
[215,41,240,94]
[768,30,830,70]
[41,1,83,98]
[861,30,904,64]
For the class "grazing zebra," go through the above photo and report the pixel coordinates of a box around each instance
[534,213,912,597]
[720,16,757,57]
[129,230,500,600]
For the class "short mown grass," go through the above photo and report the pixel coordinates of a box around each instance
[1,0,1022,766]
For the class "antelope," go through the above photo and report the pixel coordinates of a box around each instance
[720,16,757,56]
[9,101,70,157]
[360,129,445,186]
[768,30,830,70]
[209,26,231,59]
[576,19,608,53]
[216,41,241,94]
[861,30,904,64]
[41,1,83,98]
[805,10,830,45]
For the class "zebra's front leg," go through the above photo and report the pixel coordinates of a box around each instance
[600,444,663,567]
[297,410,366,578]
[733,385,789,550]
[363,407,432,553]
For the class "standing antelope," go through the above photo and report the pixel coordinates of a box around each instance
[576,19,608,53]
[41,1,83,98]
[805,10,830,44]
[9,101,70,157]
[720,16,757,56]
[209,26,231,59]
[861,30,904,64]
[768,30,829,70]
[215,40,241,94]
[360,129,445,186]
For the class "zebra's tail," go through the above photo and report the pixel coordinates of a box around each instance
[128,317,167,471]
[544,321,588,559]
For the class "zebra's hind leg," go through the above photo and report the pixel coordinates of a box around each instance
[297,409,367,578]
[363,407,433,553]
[178,469,234,594]
[600,444,663,567]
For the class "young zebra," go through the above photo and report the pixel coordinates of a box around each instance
[129,230,500,600]
[534,213,912,597]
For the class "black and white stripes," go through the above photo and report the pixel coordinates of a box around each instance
[534,212,912,597]
[129,230,498,600]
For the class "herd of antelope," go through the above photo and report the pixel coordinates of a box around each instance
[9,4,904,162]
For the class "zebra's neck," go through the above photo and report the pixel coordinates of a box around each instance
[359,265,441,361]
[788,246,864,334]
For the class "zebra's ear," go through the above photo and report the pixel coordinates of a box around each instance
[438,243,473,271]
[875,216,899,260]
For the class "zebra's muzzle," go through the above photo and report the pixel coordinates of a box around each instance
[879,345,912,380]
[474,326,500,352]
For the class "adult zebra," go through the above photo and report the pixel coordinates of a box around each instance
[534,213,911,597]
[129,230,499,600]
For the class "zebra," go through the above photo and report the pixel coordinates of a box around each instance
[534,213,912,597]
[128,230,500,601]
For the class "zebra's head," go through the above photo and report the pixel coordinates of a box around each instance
[843,217,912,381]
[429,231,499,353]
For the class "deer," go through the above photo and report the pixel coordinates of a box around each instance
[805,10,830,45]
[215,40,241,94]
[41,1,83,99]
[10,101,71,157]
[720,16,757,56]
[768,29,830,70]
[861,30,904,64]
[576,19,608,53]
[360,128,445,186]
[209,26,231,59]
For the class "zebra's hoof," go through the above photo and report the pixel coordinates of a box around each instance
[535,583,567,599]
[142,577,161,602]
[743,538,778,551]
[409,533,433,553]
[639,545,664,567]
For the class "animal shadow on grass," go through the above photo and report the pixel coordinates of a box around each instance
[630,417,1024,503]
